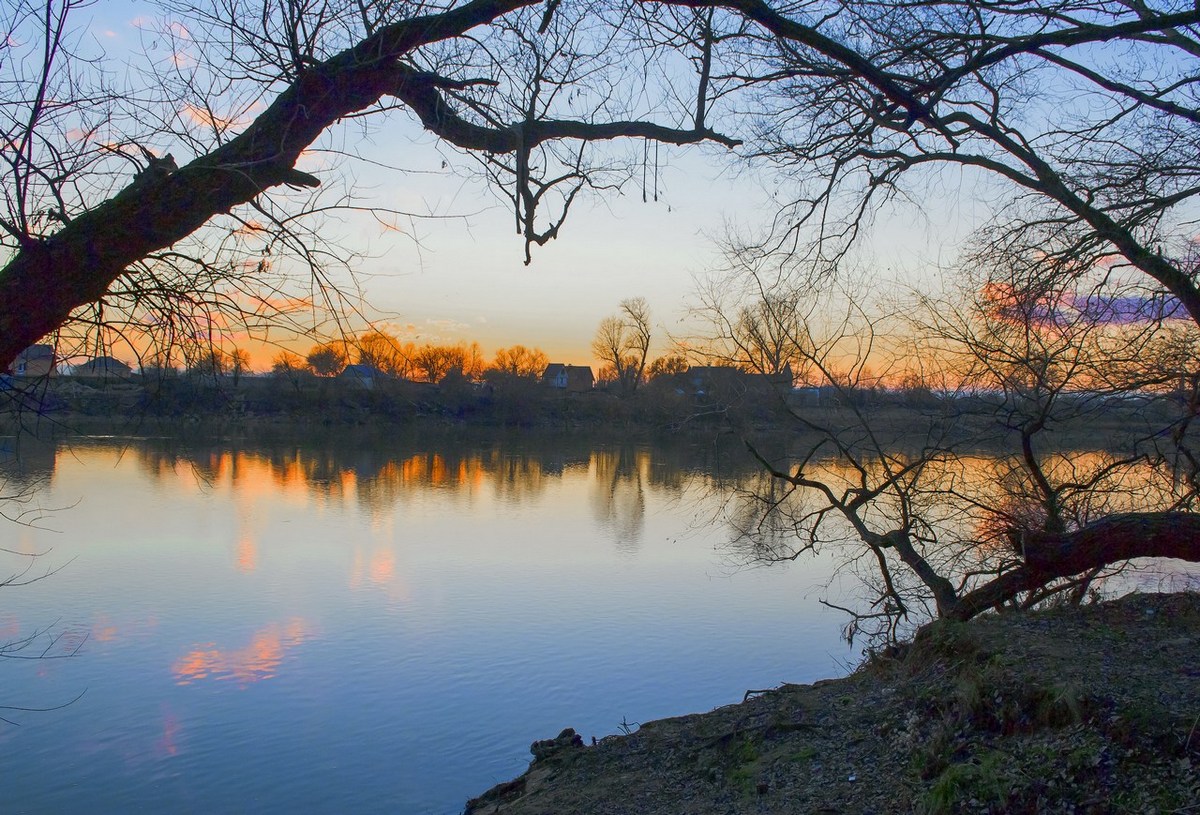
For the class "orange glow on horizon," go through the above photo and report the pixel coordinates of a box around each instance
[68,327,600,377]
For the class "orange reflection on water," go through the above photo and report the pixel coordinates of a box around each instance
[430,454,447,485]
[91,616,120,643]
[236,533,257,572]
[349,542,411,603]
[135,447,526,514]
[339,469,358,501]
[172,618,310,687]
[369,548,395,584]
[157,707,182,757]
[399,454,427,485]
[210,451,234,483]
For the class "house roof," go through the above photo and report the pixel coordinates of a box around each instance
[339,364,380,376]
[18,344,54,360]
[74,355,131,373]
[543,363,593,376]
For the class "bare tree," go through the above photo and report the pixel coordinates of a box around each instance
[707,253,1200,643]
[271,350,310,391]
[591,296,653,394]
[622,297,653,388]
[693,255,872,388]
[411,341,482,382]
[228,348,252,385]
[7,0,1200,381]
[186,347,231,379]
[647,353,688,380]
[696,0,1200,332]
[491,345,549,378]
[0,0,741,372]
[306,342,348,376]
[355,331,414,378]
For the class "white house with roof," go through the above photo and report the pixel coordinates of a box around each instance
[9,344,55,377]
[541,363,594,392]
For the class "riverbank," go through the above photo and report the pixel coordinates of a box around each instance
[466,591,1200,814]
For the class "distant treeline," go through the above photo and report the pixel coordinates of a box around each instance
[1,366,1177,440]
[2,368,796,431]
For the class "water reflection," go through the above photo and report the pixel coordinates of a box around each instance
[720,445,1199,628]
[94,435,742,552]
[236,533,257,572]
[0,436,56,492]
[173,618,312,686]
[26,433,1186,814]
[8,433,1186,566]
[349,544,410,601]
[3,434,849,815]
[156,707,182,758]
[726,448,1191,551]
[590,448,650,552]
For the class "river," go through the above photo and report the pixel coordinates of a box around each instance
[0,433,853,814]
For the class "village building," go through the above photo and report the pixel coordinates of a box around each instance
[72,356,133,379]
[541,363,595,392]
[8,344,55,377]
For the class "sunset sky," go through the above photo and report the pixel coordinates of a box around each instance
[77,2,979,372]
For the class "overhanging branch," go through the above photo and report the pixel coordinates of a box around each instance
[389,64,740,151]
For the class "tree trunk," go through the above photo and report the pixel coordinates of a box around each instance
[949,511,1200,621]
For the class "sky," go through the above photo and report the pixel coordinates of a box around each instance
[322,133,774,367]
[69,1,977,373]
[268,115,980,372]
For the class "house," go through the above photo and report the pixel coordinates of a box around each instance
[542,363,594,392]
[338,363,381,389]
[681,365,745,396]
[9,344,55,377]
[744,363,794,392]
[73,356,133,379]
[792,385,821,406]
[679,364,793,401]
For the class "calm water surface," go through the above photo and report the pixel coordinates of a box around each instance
[1,435,851,814]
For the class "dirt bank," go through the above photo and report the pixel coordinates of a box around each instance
[466,592,1200,814]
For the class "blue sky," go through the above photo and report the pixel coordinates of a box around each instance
[73,1,977,370]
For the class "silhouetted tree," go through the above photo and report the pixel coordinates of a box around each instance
[724,0,1200,333]
[228,349,252,386]
[355,332,413,378]
[491,345,549,378]
[708,253,1200,643]
[647,354,688,380]
[271,351,310,392]
[0,0,738,370]
[306,343,347,377]
[592,297,652,395]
